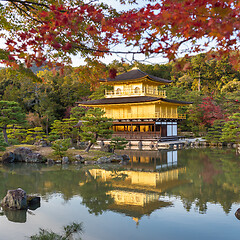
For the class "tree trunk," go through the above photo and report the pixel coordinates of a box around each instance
[85,142,93,152]
[3,127,9,145]
[46,116,49,135]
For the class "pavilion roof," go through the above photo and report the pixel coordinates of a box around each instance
[78,96,192,106]
[100,69,172,84]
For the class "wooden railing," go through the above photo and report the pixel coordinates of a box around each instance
[105,89,166,98]
[104,112,186,120]
[112,132,161,140]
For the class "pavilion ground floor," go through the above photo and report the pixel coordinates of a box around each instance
[111,119,179,141]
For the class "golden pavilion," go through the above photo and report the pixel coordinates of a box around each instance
[79,68,192,140]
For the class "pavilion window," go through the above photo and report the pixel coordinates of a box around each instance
[167,124,172,136]
[116,88,122,95]
[134,87,140,94]
[173,124,177,136]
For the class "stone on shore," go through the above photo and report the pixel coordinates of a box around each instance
[2,152,15,163]
[97,154,129,164]
[62,156,69,164]
[75,154,84,162]
[13,147,46,163]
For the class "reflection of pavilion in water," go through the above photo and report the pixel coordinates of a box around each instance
[119,149,179,171]
[88,150,188,225]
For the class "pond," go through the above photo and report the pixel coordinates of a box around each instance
[0,148,239,240]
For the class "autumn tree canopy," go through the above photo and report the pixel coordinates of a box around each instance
[0,0,239,68]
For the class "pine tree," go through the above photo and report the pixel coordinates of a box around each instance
[51,139,71,159]
[50,118,78,140]
[0,133,8,151]
[80,108,113,152]
[0,101,26,144]
[110,137,128,152]
[205,120,226,143]
[221,113,240,144]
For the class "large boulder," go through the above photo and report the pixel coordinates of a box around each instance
[1,188,27,210]
[13,147,46,163]
[2,152,15,163]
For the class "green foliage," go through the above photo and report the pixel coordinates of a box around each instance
[7,125,27,144]
[176,54,239,94]
[0,133,8,151]
[0,101,26,143]
[0,67,91,133]
[30,222,83,240]
[70,106,86,120]
[80,108,113,152]
[110,137,128,151]
[50,118,78,140]
[89,84,112,100]
[51,138,71,159]
[0,101,26,127]
[205,120,226,143]
[221,113,240,144]
[137,62,172,80]
[47,133,60,142]
[24,127,46,144]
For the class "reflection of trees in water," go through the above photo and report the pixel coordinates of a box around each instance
[0,164,87,201]
[79,179,114,215]
[0,164,114,216]
[169,148,240,214]
[0,148,239,217]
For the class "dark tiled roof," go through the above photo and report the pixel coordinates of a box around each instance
[100,69,172,84]
[78,96,192,105]
[161,98,193,105]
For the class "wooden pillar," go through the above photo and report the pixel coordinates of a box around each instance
[154,122,156,137]
[160,125,162,140]
[131,123,133,138]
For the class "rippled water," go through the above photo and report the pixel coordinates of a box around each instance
[0,148,239,240]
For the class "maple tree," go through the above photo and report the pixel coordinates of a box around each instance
[187,96,225,133]
[0,0,239,69]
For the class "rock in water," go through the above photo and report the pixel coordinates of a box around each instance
[1,188,27,210]
[27,196,41,210]
[235,208,240,220]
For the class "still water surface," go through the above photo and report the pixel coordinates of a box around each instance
[0,148,239,240]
